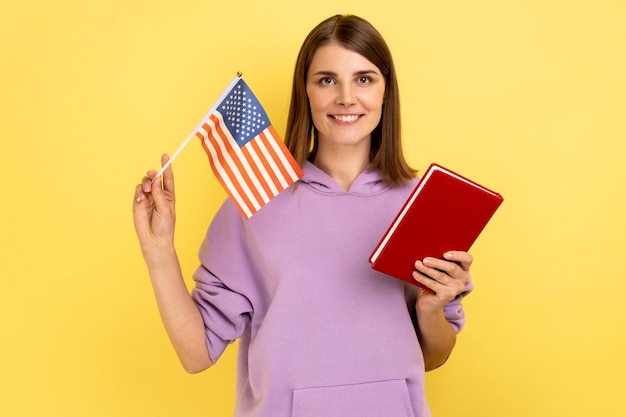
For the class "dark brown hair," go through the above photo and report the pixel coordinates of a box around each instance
[284,14,416,185]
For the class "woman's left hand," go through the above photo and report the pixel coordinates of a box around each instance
[413,251,473,311]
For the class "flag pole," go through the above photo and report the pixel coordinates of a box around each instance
[152,72,243,182]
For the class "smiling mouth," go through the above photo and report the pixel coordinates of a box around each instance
[331,114,361,122]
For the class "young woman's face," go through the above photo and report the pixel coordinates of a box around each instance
[306,42,385,153]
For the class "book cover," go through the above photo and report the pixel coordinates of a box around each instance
[369,164,503,288]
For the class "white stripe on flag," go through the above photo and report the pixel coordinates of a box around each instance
[238,138,276,202]
[245,137,281,198]
[197,125,255,219]
[201,127,261,215]
[208,113,272,206]
[255,135,290,190]
[265,129,302,183]
[200,119,262,214]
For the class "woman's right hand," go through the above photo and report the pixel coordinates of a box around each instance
[133,154,176,256]
[132,155,213,373]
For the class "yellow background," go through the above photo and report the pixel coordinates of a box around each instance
[1,0,624,416]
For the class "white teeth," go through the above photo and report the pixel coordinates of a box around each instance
[333,114,359,122]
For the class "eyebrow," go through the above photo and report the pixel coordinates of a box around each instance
[310,69,381,77]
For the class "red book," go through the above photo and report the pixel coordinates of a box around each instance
[369,163,503,289]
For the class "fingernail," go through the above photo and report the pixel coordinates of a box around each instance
[444,252,452,259]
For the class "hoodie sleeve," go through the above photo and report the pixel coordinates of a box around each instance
[443,277,474,333]
[405,277,474,334]
[191,200,256,363]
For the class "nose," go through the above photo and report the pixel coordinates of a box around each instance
[336,84,356,106]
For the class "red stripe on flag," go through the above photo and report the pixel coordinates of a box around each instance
[208,115,264,208]
[203,119,258,217]
[248,138,281,198]
[199,128,253,218]
[240,141,275,201]
[266,124,304,181]
[237,136,273,204]
[198,129,251,218]
[212,117,265,215]
[258,130,294,190]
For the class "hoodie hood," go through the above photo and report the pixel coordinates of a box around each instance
[299,161,390,195]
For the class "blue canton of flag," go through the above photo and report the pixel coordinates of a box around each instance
[220,81,268,147]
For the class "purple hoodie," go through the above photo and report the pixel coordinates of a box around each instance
[192,162,471,417]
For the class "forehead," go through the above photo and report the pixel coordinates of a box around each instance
[309,42,381,74]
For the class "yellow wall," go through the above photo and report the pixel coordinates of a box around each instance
[1,0,624,416]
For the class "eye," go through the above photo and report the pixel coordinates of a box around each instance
[320,77,335,85]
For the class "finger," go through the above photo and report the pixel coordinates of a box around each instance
[141,175,154,194]
[443,251,473,271]
[134,184,146,204]
[412,269,438,292]
[422,257,459,276]
[414,260,451,284]
[412,268,456,299]
[413,263,464,300]
[160,154,175,195]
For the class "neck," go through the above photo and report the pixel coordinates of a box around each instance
[312,145,370,192]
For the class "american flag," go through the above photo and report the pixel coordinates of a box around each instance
[195,78,303,219]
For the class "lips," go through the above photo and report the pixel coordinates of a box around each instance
[331,114,361,122]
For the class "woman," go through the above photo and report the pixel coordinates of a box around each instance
[133,14,473,417]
